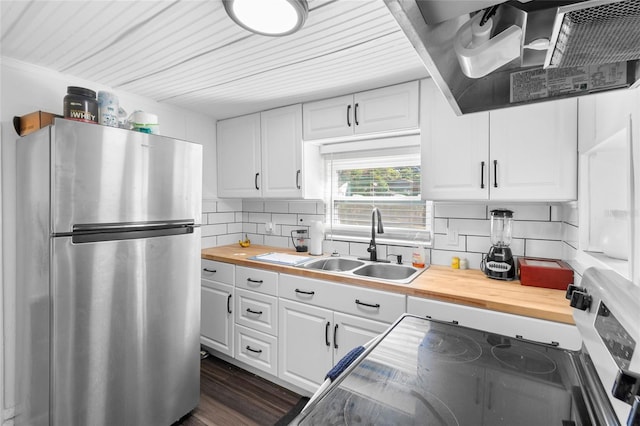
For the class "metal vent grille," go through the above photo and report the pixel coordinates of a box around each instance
[548,0,640,67]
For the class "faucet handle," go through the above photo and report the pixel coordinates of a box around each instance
[388,254,403,264]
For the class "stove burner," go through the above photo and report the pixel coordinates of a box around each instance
[420,329,482,363]
[491,344,557,374]
[343,385,460,426]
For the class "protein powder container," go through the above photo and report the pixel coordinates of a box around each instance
[64,86,98,123]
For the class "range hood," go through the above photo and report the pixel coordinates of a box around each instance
[384,0,640,115]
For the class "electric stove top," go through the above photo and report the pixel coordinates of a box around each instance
[293,268,640,426]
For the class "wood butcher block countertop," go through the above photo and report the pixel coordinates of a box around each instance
[201,244,575,325]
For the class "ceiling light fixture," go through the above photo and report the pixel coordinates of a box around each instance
[223,0,309,37]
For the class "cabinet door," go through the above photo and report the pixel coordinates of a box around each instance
[279,299,333,393]
[217,113,261,198]
[261,104,303,198]
[201,281,234,357]
[421,79,490,200]
[333,312,388,360]
[354,81,419,135]
[303,94,353,140]
[489,99,577,201]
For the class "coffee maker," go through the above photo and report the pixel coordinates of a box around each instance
[482,209,516,280]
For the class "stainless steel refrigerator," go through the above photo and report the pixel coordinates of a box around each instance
[16,119,202,426]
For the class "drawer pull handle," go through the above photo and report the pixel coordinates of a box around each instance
[333,324,339,349]
[203,268,217,273]
[246,345,262,354]
[246,308,263,316]
[247,278,263,284]
[227,294,232,314]
[295,289,315,296]
[325,321,331,347]
[355,299,380,309]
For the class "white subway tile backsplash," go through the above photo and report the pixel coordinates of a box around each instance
[247,212,271,224]
[525,239,564,259]
[202,199,218,213]
[228,222,243,234]
[201,236,216,249]
[207,212,236,224]
[264,200,289,213]
[243,200,264,212]
[218,233,243,246]
[289,201,318,214]
[201,200,571,268]
[513,221,562,240]
[448,218,491,236]
[243,223,258,234]
[201,214,208,225]
[492,204,551,221]
[434,203,486,219]
[466,235,491,253]
[297,214,324,225]
[264,234,289,249]
[201,223,227,237]
[432,233,465,251]
[433,218,448,234]
[217,199,242,212]
[272,213,299,226]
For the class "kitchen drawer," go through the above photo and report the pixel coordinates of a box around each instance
[236,266,278,296]
[235,288,278,336]
[407,296,581,350]
[234,324,278,376]
[279,274,406,323]
[201,259,235,286]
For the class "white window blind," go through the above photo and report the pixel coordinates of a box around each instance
[323,145,432,245]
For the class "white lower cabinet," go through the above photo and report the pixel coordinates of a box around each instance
[278,274,403,393]
[235,324,278,376]
[278,299,389,393]
[201,260,235,357]
[406,296,581,350]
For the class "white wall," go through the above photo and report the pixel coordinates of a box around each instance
[0,57,217,423]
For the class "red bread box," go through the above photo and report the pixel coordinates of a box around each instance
[517,257,574,290]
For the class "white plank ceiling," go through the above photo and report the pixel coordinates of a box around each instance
[0,0,429,119]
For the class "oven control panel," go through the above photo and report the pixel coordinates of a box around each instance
[595,302,636,370]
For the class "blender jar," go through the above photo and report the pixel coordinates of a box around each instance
[490,209,513,247]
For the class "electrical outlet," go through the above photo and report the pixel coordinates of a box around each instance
[265,222,274,234]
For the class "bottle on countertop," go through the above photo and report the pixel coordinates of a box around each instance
[412,235,426,268]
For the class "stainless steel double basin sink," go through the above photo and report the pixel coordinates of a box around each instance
[298,257,427,284]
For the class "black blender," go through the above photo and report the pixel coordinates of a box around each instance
[482,209,516,280]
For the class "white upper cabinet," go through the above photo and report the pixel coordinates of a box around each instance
[217,113,261,198]
[303,81,419,140]
[421,79,577,201]
[217,104,322,199]
[489,99,577,201]
[261,104,303,198]
[421,79,489,200]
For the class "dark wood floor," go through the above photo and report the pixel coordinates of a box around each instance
[176,355,303,426]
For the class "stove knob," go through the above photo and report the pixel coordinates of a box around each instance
[565,284,584,300]
[613,370,640,404]
[570,290,592,311]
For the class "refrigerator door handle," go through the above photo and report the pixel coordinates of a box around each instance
[69,220,196,244]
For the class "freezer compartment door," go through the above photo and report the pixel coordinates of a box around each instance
[51,119,202,233]
[51,230,200,426]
